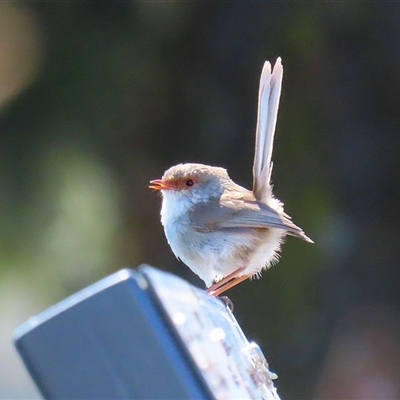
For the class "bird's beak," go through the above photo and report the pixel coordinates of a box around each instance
[149,179,174,191]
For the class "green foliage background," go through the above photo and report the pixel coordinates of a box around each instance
[2,3,400,399]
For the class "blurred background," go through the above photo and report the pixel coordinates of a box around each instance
[1,3,400,399]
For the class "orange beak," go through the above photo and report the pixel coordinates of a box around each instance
[149,179,174,191]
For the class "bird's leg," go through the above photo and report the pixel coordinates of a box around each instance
[209,275,250,297]
[206,266,246,293]
[206,266,248,296]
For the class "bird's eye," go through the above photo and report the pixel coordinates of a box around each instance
[185,179,194,187]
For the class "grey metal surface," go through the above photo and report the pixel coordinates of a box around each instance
[14,268,212,400]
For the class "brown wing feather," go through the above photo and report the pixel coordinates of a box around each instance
[188,191,313,243]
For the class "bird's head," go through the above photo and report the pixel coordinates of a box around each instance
[150,163,230,205]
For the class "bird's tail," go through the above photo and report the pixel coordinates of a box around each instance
[252,58,283,203]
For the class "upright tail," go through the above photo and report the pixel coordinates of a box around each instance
[252,58,283,202]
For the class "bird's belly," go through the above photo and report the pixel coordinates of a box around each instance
[164,224,251,286]
[164,221,286,287]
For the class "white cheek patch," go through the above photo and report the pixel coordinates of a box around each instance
[161,191,188,226]
[160,189,206,227]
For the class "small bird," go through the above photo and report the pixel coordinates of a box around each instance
[150,58,312,296]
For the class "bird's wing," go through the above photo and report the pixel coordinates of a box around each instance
[252,58,283,202]
[189,197,313,243]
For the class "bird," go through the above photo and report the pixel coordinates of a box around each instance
[150,58,313,296]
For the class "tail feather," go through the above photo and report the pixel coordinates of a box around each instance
[252,58,283,202]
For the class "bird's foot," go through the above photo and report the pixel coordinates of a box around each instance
[219,296,234,312]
